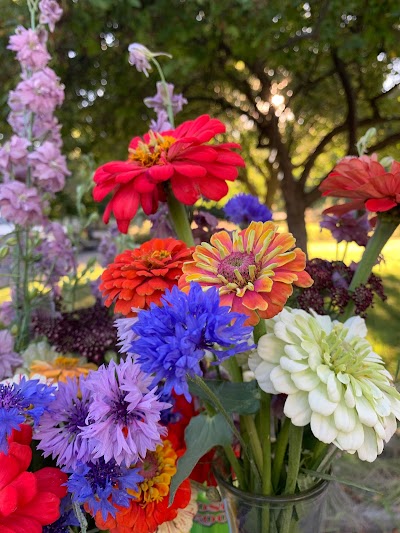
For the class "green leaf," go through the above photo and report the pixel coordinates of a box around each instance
[188,379,260,414]
[169,413,232,504]
[300,468,382,494]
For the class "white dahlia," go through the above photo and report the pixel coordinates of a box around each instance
[248,308,400,462]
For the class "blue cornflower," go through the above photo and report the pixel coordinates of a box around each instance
[0,376,56,452]
[36,376,94,469]
[130,283,254,400]
[224,193,272,226]
[67,457,143,521]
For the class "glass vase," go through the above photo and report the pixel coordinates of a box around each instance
[214,469,329,533]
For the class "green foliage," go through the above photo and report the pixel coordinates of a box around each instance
[189,379,261,414]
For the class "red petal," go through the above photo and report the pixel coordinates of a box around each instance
[34,468,68,499]
[365,197,397,212]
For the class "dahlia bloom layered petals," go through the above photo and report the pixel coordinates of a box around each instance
[320,155,400,215]
[93,114,245,233]
[180,221,312,325]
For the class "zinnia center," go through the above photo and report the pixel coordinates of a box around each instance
[325,330,364,375]
[128,134,176,167]
[138,451,159,480]
[217,251,256,286]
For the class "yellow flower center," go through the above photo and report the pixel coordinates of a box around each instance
[128,133,176,167]
[217,251,257,288]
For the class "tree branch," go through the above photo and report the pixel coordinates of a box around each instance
[367,131,400,153]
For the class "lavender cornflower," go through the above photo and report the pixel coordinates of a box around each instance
[0,135,30,177]
[10,67,64,116]
[8,26,50,70]
[0,330,22,381]
[144,82,187,116]
[130,283,254,400]
[320,210,370,246]
[39,0,63,32]
[29,141,70,193]
[0,181,44,227]
[68,458,142,521]
[35,377,94,469]
[149,110,173,133]
[80,356,170,466]
[114,317,138,354]
[224,193,272,227]
[0,376,56,452]
[128,43,153,76]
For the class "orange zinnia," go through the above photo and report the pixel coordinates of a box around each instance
[99,238,193,316]
[179,221,313,325]
[29,356,97,383]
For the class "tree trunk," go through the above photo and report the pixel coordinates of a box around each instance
[281,180,308,255]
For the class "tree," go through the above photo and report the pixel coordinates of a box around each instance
[1,0,400,250]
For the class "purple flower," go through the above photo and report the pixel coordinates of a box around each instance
[114,317,138,354]
[29,141,70,193]
[149,110,173,133]
[80,356,169,466]
[39,0,63,32]
[130,283,254,400]
[149,202,176,239]
[33,115,63,145]
[0,135,30,177]
[0,301,15,327]
[0,330,22,381]
[128,43,153,76]
[35,221,76,284]
[320,210,370,246]
[35,377,94,469]
[0,181,44,227]
[193,210,219,244]
[224,193,273,227]
[144,82,187,116]
[67,458,142,521]
[98,226,119,267]
[8,26,50,70]
[9,68,64,116]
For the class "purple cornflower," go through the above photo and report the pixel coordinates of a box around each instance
[9,67,64,116]
[29,141,70,193]
[128,43,153,76]
[0,330,22,381]
[35,221,76,284]
[8,26,50,70]
[80,356,170,466]
[35,377,94,469]
[0,376,56,452]
[67,457,143,521]
[0,181,44,227]
[320,210,370,246]
[144,82,187,116]
[224,193,273,227]
[0,135,30,178]
[149,110,173,133]
[130,283,254,400]
[39,0,63,32]
[114,317,138,354]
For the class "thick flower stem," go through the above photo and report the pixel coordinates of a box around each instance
[342,216,398,321]
[260,392,272,495]
[271,417,290,491]
[166,187,195,247]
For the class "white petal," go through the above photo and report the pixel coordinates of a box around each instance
[374,421,386,440]
[248,351,263,373]
[309,384,338,416]
[355,396,378,427]
[279,356,308,373]
[251,360,279,394]
[383,413,397,442]
[333,402,356,432]
[270,366,298,394]
[357,426,378,462]
[291,369,320,391]
[257,334,286,363]
[316,364,333,384]
[310,312,333,335]
[311,413,338,443]
[274,321,303,344]
[390,396,400,419]
[284,344,307,361]
[327,373,342,403]
[335,422,364,452]
[284,392,312,426]
[343,316,367,339]
[374,395,391,417]
[344,385,356,408]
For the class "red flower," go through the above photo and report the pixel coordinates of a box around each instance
[99,238,193,316]
[0,425,67,533]
[320,155,400,215]
[93,114,245,233]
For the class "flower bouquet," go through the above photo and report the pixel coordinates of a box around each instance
[0,3,399,533]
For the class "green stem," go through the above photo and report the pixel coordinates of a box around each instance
[260,391,272,495]
[166,187,195,246]
[271,417,290,491]
[253,317,266,343]
[224,445,246,490]
[342,216,398,321]
[309,440,329,471]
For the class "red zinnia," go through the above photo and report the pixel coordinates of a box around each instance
[320,155,400,215]
[93,114,245,233]
[99,238,193,316]
[0,425,68,533]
